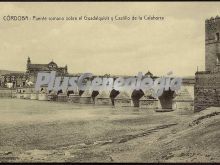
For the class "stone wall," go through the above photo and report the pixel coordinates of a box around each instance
[0,88,16,97]
[57,94,68,102]
[139,99,158,109]
[68,94,80,103]
[95,98,112,105]
[194,71,220,112]
[205,17,220,71]
[173,101,194,111]
[205,42,220,72]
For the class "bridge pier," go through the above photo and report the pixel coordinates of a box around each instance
[156,89,175,111]
[95,90,112,105]
[131,89,144,107]
[110,89,120,106]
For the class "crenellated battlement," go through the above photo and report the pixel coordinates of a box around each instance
[205,15,220,24]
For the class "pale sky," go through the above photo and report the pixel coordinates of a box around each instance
[0,2,220,76]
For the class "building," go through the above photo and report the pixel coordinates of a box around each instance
[205,16,220,72]
[0,72,27,88]
[0,57,68,88]
[145,71,153,77]
[26,57,68,83]
[26,57,67,75]
[194,16,220,112]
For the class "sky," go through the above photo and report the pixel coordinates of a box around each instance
[0,2,220,77]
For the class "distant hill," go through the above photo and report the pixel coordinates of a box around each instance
[0,70,24,76]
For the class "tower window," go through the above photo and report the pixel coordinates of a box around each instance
[216,33,220,41]
[217,53,220,64]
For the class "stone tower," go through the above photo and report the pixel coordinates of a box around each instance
[194,16,220,112]
[205,16,220,72]
[27,56,31,71]
[27,57,31,65]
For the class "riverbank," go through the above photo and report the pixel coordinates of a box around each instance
[0,99,219,162]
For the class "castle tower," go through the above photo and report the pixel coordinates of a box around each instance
[194,16,220,112]
[64,65,68,74]
[26,57,31,72]
[27,57,31,65]
[205,16,220,72]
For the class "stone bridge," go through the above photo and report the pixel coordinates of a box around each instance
[9,76,194,111]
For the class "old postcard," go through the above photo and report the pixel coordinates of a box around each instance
[0,2,219,163]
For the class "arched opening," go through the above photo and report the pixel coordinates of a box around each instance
[131,89,144,107]
[158,89,175,109]
[217,53,220,65]
[67,90,74,96]
[216,32,220,41]
[57,90,63,95]
[91,91,99,102]
[110,89,120,106]
[79,90,84,96]
[147,95,155,99]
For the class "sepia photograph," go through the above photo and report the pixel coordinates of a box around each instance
[0,1,219,163]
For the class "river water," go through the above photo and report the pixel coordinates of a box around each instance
[0,98,198,162]
[0,98,159,124]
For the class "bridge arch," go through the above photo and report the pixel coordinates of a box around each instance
[91,91,99,102]
[158,89,175,109]
[131,89,144,107]
[110,89,120,106]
